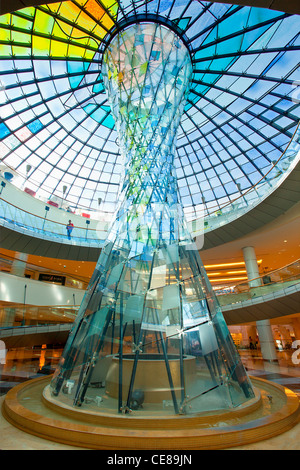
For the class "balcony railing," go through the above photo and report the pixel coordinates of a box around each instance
[0,303,78,328]
[216,259,300,307]
[1,260,299,328]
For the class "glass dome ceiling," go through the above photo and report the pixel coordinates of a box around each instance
[0,0,299,217]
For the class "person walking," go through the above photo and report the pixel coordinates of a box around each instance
[66,220,74,239]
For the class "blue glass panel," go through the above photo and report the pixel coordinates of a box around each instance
[27,119,43,133]
[0,123,10,137]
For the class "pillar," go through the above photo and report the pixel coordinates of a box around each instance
[11,252,28,277]
[256,319,278,362]
[242,246,261,287]
[242,246,277,361]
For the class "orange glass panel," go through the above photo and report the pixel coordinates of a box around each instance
[84,0,105,21]
[76,10,97,31]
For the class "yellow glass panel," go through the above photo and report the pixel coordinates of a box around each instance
[11,14,33,30]
[46,3,61,13]
[67,43,87,58]
[18,7,36,17]
[109,3,118,17]
[12,30,31,44]
[0,29,10,42]
[52,21,72,39]
[101,0,115,9]
[70,26,92,42]
[93,23,106,39]
[33,9,54,34]
[100,13,114,30]
[50,39,69,57]
[0,44,11,56]
[76,10,97,31]
[32,36,50,55]
[56,2,81,24]
[82,48,96,61]
[100,0,118,19]
[85,37,100,50]
[0,14,11,25]
[52,22,98,52]
[12,45,31,56]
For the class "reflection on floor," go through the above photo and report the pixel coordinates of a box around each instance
[239,349,300,398]
[0,345,300,450]
[0,345,62,397]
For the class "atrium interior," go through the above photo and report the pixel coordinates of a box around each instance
[0,0,299,451]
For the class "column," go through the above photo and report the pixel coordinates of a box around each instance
[242,246,277,361]
[291,318,300,343]
[242,246,261,287]
[256,319,278,362]
[11,252,28,277]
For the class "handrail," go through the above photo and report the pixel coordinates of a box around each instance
[0,194,104,232]
[0,302,80,329]
[0,193,107,245]
[1,249,299,295]
[0,303,80,309]
[214,258,300,296]
[0,259,299,328]
[237,258,300,288]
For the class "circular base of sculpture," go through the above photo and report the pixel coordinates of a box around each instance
[2,375,300,450]
[105,353,196,403]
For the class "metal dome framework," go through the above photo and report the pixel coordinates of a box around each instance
[0,0,299,217]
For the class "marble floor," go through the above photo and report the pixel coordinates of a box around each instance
[1,346,300,451]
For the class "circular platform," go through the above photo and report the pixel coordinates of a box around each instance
[2,375,300,450]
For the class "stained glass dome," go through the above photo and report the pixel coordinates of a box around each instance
[0,0,299,218]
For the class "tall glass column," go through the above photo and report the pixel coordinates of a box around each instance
[49,22,254,415]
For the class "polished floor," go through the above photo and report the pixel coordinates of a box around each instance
[1,345,300,450]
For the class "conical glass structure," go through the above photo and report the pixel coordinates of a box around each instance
[49,22,254,415]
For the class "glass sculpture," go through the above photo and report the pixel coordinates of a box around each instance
[50,22,254,415]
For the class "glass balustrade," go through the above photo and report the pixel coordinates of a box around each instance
[216,259,300,307]
[0,191,106,246]
[0,303,78,328]
[1,258,299,327]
